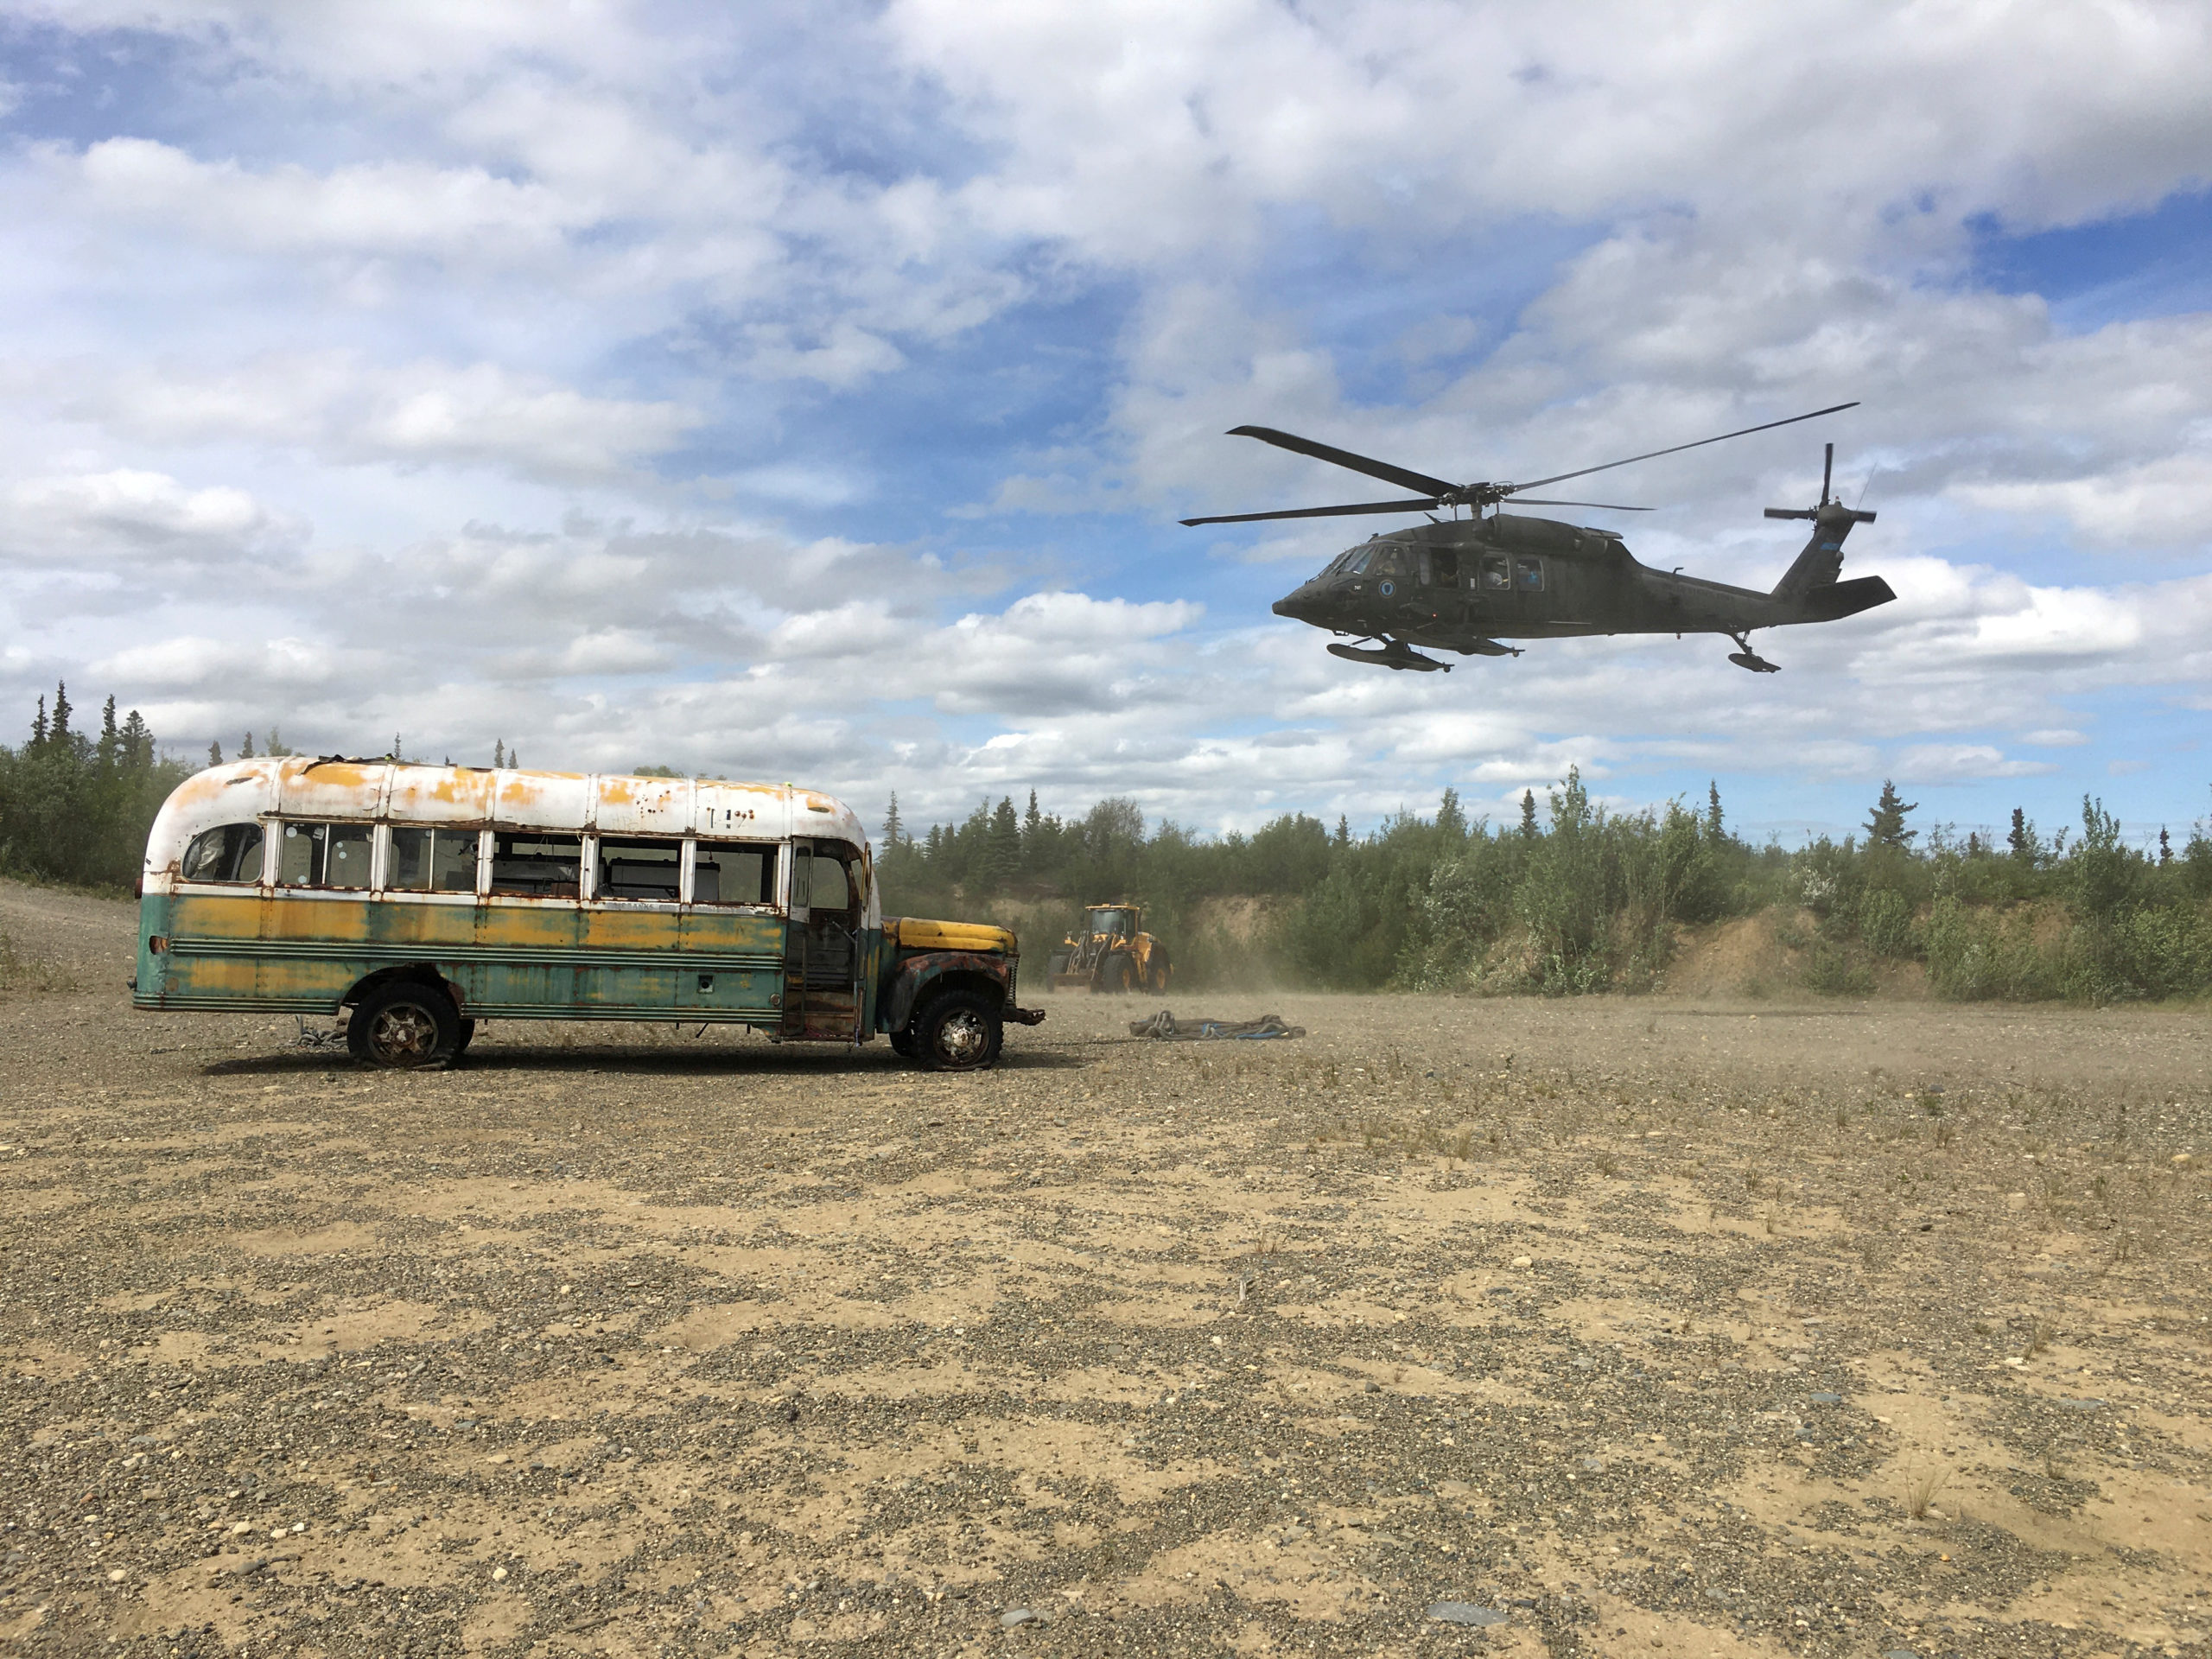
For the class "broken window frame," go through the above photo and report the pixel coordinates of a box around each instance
[486,830,584,900]
[592,836,684,905]
[690,839,779,908]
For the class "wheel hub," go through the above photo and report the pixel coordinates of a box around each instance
[370,1005,439,1063]
[936,1009,988,1065]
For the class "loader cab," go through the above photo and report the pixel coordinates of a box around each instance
[1087,905,1136,941]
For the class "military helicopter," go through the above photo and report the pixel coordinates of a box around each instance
[1182,402,1890,672]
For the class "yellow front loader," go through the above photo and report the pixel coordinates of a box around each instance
[1044,902,1170,994]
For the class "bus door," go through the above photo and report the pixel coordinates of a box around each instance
[782,841,864,1040]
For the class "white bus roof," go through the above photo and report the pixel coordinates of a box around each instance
[144,759,867,873]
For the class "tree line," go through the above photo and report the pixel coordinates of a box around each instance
[879,776,2212,1002]
[5,686,2208,1001]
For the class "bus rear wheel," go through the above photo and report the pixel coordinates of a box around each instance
[348,981,461,1069]
[913,989,1002,1071]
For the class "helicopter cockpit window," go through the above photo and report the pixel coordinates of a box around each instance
[1368,546,1408,576]
[1516,557,1546,592]
[1342,549,1372,575]
[1481,556,1512,592]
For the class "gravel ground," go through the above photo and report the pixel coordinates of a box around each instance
[2,877,2209,1659]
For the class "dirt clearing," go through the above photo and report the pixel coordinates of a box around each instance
[1,878,2208,1657]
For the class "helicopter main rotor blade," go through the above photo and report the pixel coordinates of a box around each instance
[1506,497,1654,512]
[1226,426,1459,499]
[1507,402,1859,496]
[1180,497,1443,526]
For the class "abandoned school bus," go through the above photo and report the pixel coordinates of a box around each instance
[132,758,1043,1070]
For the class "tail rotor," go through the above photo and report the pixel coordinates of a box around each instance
[1765,441,1872,524]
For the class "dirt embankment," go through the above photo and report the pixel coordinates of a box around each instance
[3,880,2209,1658]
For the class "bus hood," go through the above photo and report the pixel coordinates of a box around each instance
[886,917,1016,956]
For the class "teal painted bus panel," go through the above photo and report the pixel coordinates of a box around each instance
[675,911,785,1015]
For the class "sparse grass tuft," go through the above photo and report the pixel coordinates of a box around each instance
[1904,1465,1951,1521]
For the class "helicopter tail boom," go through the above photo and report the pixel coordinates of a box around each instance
[1792,574,1895,622]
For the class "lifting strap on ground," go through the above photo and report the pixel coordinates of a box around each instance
[1127,1010,1305,1041]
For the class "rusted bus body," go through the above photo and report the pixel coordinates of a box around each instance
[133,760,1039,1068]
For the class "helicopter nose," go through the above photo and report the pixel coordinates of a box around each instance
[1273,586,1318,621]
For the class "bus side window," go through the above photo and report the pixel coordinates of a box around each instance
[277,823,327,887]
[692,841,775,906]
[596,837,682,902]
[181,823,264,884]
[391,828,479,894]
[279,823,372,888]
[488,832,582,899]
[325,824,372,890]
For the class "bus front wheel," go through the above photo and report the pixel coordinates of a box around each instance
[913,989,1002,1071]
[348,981,461,1069]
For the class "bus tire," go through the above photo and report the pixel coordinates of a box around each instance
[913,988,1001,1071]
[889,1028,916,1058]
[347,980,461,1069]
[452,1018,477,1058]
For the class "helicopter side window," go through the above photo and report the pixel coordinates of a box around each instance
[1369,547,1408,576]
[1481,556,1512,592]
[1343,550,1372,575]
[1429,550,1459,584]
[1515,557,1546,592]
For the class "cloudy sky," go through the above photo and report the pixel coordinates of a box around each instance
[3,1,2209,845]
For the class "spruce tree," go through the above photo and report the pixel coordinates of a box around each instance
[240,732,255,759]
[207,739,223,766]
[1333,814,1350,849]
[2160,826,2173,866]
[1865,779,1918,849]
[882,791,904,849]
[982,796,1021,888]
[493,739,505,768]
[97,696,120,772]
[50,682,72,748]
[2007,806,2033,862]
[1707,780,1724,839]
[1520,789,1539,841]
[1436,787,1465,841]
[30,694,47,751]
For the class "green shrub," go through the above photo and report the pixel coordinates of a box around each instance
[1857,887,1920,959]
